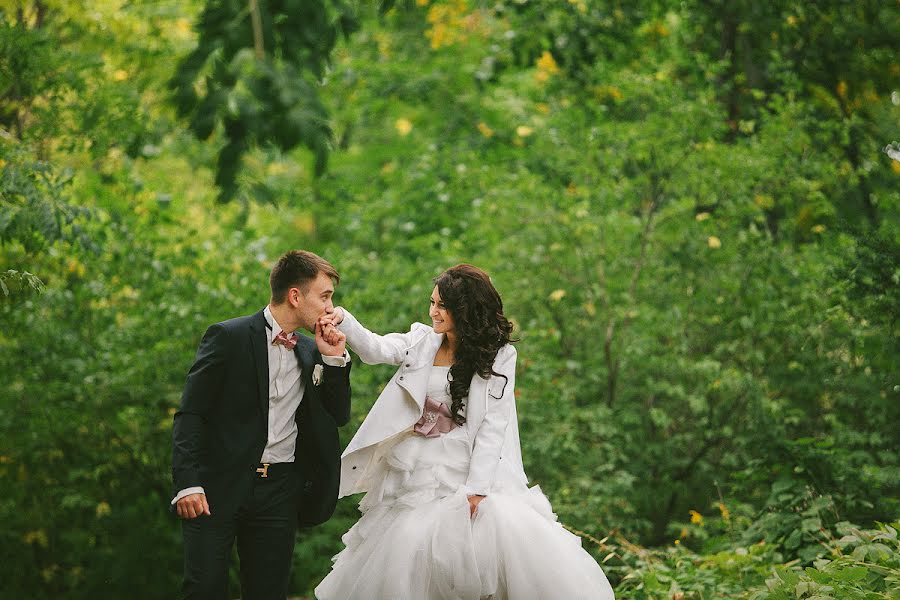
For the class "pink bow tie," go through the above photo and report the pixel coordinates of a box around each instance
[272,330,298,350]
[413,396,457,438]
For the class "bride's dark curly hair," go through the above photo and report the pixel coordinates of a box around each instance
[435,264,516,425]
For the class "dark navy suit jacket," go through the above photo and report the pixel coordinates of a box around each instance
[172,309,351,526]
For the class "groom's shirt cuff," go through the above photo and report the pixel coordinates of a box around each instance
[171,486,205,505]
[321,352,350,367]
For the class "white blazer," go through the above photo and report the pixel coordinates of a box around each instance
[336,308,528,498]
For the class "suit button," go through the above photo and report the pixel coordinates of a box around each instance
[405,363,411,367]
[399,376,404,380]
[352,466,357,470]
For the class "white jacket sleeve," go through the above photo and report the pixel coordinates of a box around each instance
[337,308,428,366]
[463,346,517,496]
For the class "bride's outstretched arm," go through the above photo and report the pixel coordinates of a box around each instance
[464,345,517,496]
[326,307,431,366]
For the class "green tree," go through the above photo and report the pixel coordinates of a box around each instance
[170,0,362,202]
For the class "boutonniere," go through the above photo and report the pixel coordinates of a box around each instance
[312,363,324,386]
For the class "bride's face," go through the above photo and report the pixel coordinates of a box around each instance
[429,286,455,335]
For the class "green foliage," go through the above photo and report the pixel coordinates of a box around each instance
[0,268,43,298]
[0,9,78,138]
[170,0,362,202]
[757,522,900,600]
[0,0,897,598]
[596,521,900,599]
[834,228,900,332]
[0,137,91,253]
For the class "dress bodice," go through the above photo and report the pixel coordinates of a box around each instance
[426,365,451,405]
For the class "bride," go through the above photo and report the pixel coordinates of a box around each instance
[315,264,614,599]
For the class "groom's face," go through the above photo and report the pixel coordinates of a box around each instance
[293,271,336,332]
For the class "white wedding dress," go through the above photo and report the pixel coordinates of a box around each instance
[315,366,615,600]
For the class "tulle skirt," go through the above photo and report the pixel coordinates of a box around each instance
[315,427,615,600]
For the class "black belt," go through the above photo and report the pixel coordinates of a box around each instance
[253,462,293,478]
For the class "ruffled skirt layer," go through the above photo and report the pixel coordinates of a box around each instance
[315,429,614,600]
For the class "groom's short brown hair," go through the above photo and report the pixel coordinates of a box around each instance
[270,250,340,304]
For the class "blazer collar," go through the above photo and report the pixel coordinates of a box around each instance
[406,329,445,370]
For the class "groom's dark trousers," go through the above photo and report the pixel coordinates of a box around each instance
[181,463,302,599]
[172,310,351,599]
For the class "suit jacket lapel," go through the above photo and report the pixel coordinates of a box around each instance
[249,310,269,416]
[294,335,316,390]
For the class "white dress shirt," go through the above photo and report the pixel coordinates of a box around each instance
[171,307,349,505]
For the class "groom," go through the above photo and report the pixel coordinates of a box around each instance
[171,250,352,600]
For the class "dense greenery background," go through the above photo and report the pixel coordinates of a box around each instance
[1,1,898,598]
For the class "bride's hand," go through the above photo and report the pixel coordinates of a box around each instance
[468,495,486,518]
[318,307,344,328]
[317,308,345,346]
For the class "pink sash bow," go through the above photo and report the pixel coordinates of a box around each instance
[413,396,457,438]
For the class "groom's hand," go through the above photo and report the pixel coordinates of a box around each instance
[176,493,211,519]
[315,320,346,357]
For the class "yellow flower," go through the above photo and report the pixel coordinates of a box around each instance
[95,501,112,517]
[23,530,49,547]
[786,15,798,26]
[549,289,566,302]
[674,539,681,545]
[695,212,710,221]
[707,236,722,249]
[836,81,848,99]
[535,51,560,84]
[890,160,900,174]
[394,118,413,136]
[689,510,704,524]
[425,1,470,50]
[516,125,534,137]
[266,162,288,176]
[477,122,494,138]
[113,69,129,81]
[536,51,560,74]
[593,85,624,102]
[535,103,551,114]
[717,502,730,521]
[811,224,826,233]
[67,258,87,277]
[754,194,775,210]
[416,0,429,5]
[175,18,192,35]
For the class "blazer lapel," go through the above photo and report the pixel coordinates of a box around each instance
[249,310,269,415]
[295,335,317,388]
[397,332,444,411]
